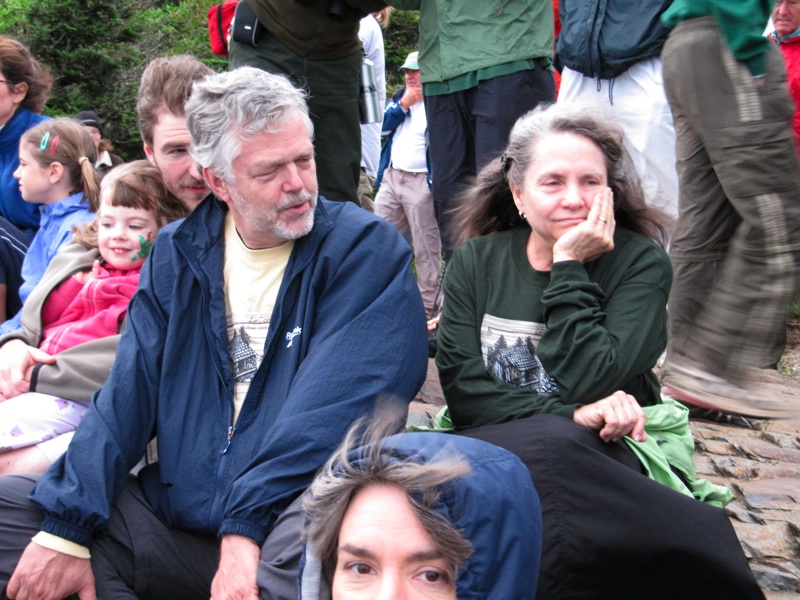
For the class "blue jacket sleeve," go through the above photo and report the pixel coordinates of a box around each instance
[218,214,429,543]
[28,238,171,546]
[380,88,409,137]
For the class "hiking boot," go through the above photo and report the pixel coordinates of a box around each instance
[661,357,798,419]
[684,407,762,430]
[751,368,800,388]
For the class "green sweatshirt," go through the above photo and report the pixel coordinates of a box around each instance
[389,0,553,90]
[436,225,672,429]
[624,397,734,507]
[662,0,772,76]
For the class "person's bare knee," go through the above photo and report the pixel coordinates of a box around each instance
[0,446,51,476]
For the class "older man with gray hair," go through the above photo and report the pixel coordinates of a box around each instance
[0,67,427,600]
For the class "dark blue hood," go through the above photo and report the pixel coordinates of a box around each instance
[300,432,542,599]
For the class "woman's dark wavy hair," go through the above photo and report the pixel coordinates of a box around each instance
[454,104,672,248]
[303,412,473,586]
[0,36,52,114]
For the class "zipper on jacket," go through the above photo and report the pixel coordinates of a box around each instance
[196,272,236,455]
[220,425,235,454]
[204,202,331,460]
[232,229,327,434]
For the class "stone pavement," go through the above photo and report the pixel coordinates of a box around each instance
[410,359,800,596]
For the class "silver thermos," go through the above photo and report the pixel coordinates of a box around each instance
[359,56,381,124]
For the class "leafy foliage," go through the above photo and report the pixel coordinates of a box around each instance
[0,0,28,34]
[383,10,420,96]
[13,0,144,157]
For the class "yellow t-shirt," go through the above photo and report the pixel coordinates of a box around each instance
[223,212,293,424]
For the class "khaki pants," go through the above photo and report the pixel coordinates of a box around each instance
[375,168,441,315]
[662,17,800,378]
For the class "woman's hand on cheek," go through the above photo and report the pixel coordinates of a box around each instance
[573,390,647,443]
[552,187,615,264]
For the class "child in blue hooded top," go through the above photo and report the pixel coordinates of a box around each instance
[301,420,542,599]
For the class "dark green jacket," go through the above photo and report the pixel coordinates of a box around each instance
[389,0,553,84]
[246,0,385,59]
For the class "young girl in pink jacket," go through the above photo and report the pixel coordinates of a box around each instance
[0,160,187,473]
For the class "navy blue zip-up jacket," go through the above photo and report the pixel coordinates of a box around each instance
[29,196,428,547]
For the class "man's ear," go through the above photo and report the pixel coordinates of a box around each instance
[143,143,155,164]
[203,167,231,203]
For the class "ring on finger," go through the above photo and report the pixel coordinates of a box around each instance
[599,216,607,223]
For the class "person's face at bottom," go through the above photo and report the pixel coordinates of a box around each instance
[332,484,457,600]
[144,110,209,210]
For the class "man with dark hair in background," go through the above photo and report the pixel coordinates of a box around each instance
[137,55,213,211]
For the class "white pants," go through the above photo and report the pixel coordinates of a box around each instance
[559,58,679,220]
[0,392,86,463]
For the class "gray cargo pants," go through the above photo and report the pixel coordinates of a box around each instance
[661,16,800,379]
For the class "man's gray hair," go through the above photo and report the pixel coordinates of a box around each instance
[185,66,313,183]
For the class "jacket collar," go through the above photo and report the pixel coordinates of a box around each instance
[0,108,40,151]
[172,194,335,277]
[39,192,88,217]
[771,28,800,44]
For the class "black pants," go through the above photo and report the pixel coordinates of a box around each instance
[0,475,304,600]
[425,66,555,257]
[458,414,764,600]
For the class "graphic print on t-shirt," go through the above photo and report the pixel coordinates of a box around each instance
[229,314,269,385]
[481,314,559,394]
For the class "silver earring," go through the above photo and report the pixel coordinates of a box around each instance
[519,210,527,220]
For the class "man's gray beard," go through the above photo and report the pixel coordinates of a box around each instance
[229,188,317,242]
[273,191,316,241]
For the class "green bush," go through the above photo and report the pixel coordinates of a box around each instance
[0,0,28,34]
[383,10,420,96]
[0,0,222,160]
[15,0,145,158]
